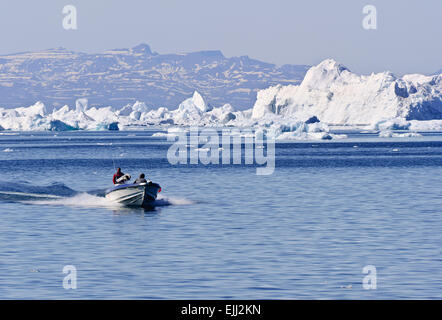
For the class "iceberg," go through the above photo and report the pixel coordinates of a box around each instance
[251,59,442,125]
[15,101,47,118]
[372,118,442,132]
[0,100,102,131]
[95,122,119,131]
[49,120,78,131]
[252,119,346,141]
[379,130,422,138]
[116,101,150,121]
[371,118,411,131]
[408,120,442,131]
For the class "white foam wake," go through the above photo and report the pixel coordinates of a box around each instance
[0,191,62,198]
[26,192,123,208]
[26,192,194,208]
[154,194,195,206]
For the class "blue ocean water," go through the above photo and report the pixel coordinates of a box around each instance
[0,130,441,299]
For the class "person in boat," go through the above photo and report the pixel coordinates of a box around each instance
[113,167,131,184]
[134,173,148,184]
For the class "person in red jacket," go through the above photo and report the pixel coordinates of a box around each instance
[113,167,130,184]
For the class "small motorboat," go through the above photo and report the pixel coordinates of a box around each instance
[105,181,161,207]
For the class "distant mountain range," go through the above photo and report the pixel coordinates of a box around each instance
[0,44,309,110]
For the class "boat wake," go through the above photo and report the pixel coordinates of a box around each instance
[0,181,77,202]
[154,194,195,206]
[0,181,194,209]
[28,192,123,208]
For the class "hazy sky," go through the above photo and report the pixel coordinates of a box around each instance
[0,0,440,75]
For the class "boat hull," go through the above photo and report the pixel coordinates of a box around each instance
[105,182,161,207]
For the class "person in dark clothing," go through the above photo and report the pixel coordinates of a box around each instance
[113,167,130,184]
[134,173,148,184]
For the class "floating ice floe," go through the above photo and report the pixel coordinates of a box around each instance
[253,120,347,141]
[379,130,422,138]
[408,119,442,132]
[372,118,442,136]
[151,132,178,139]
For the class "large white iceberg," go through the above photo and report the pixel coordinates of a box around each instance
[0,101,111,131]
[251,59,442,125]
[132,91,238,127]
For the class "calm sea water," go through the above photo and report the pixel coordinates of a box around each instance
[0,130,441,299]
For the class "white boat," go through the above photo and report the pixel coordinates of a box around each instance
[105,182,161,207]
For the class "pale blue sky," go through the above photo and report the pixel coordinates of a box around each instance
[0,0,440,75]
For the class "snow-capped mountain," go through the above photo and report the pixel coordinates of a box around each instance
[0,44,308,110]
[251,59,442,125]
